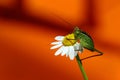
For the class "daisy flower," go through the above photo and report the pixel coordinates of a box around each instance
[50,33,83,60]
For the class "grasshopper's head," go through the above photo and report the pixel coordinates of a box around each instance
[73,27,81,38]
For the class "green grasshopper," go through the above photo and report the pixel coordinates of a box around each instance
[53,14,103,60]
[73,27,103,60]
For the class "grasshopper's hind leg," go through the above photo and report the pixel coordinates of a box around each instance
[81,49,103,61]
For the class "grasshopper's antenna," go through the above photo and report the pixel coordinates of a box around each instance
[81,49,103,61]
[50,12,75,27]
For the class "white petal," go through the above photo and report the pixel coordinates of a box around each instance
[66,47,70,57]
[61,46,68,56]
[54,46,63,56]
[55,36,64,41]
[74,42,84,53]
[50,44,62,49]
[74,51,78,56]
[68,46,75,60]
[51,42,62,45]
[74,42,80,51]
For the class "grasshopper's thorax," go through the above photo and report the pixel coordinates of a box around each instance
[62,33,76,46]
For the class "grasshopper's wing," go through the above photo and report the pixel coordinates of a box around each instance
[77,31,95,51]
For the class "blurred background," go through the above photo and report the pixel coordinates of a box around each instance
[0,0,120,80]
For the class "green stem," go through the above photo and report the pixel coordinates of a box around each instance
[76,54,88,80]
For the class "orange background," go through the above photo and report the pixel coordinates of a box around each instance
[0,0,120,80]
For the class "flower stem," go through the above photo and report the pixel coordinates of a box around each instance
[76,54,88,80]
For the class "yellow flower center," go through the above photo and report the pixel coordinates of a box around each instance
[62,33,76,46]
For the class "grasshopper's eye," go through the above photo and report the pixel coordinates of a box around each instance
[74,27,81,34]
[75,30,81,34]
